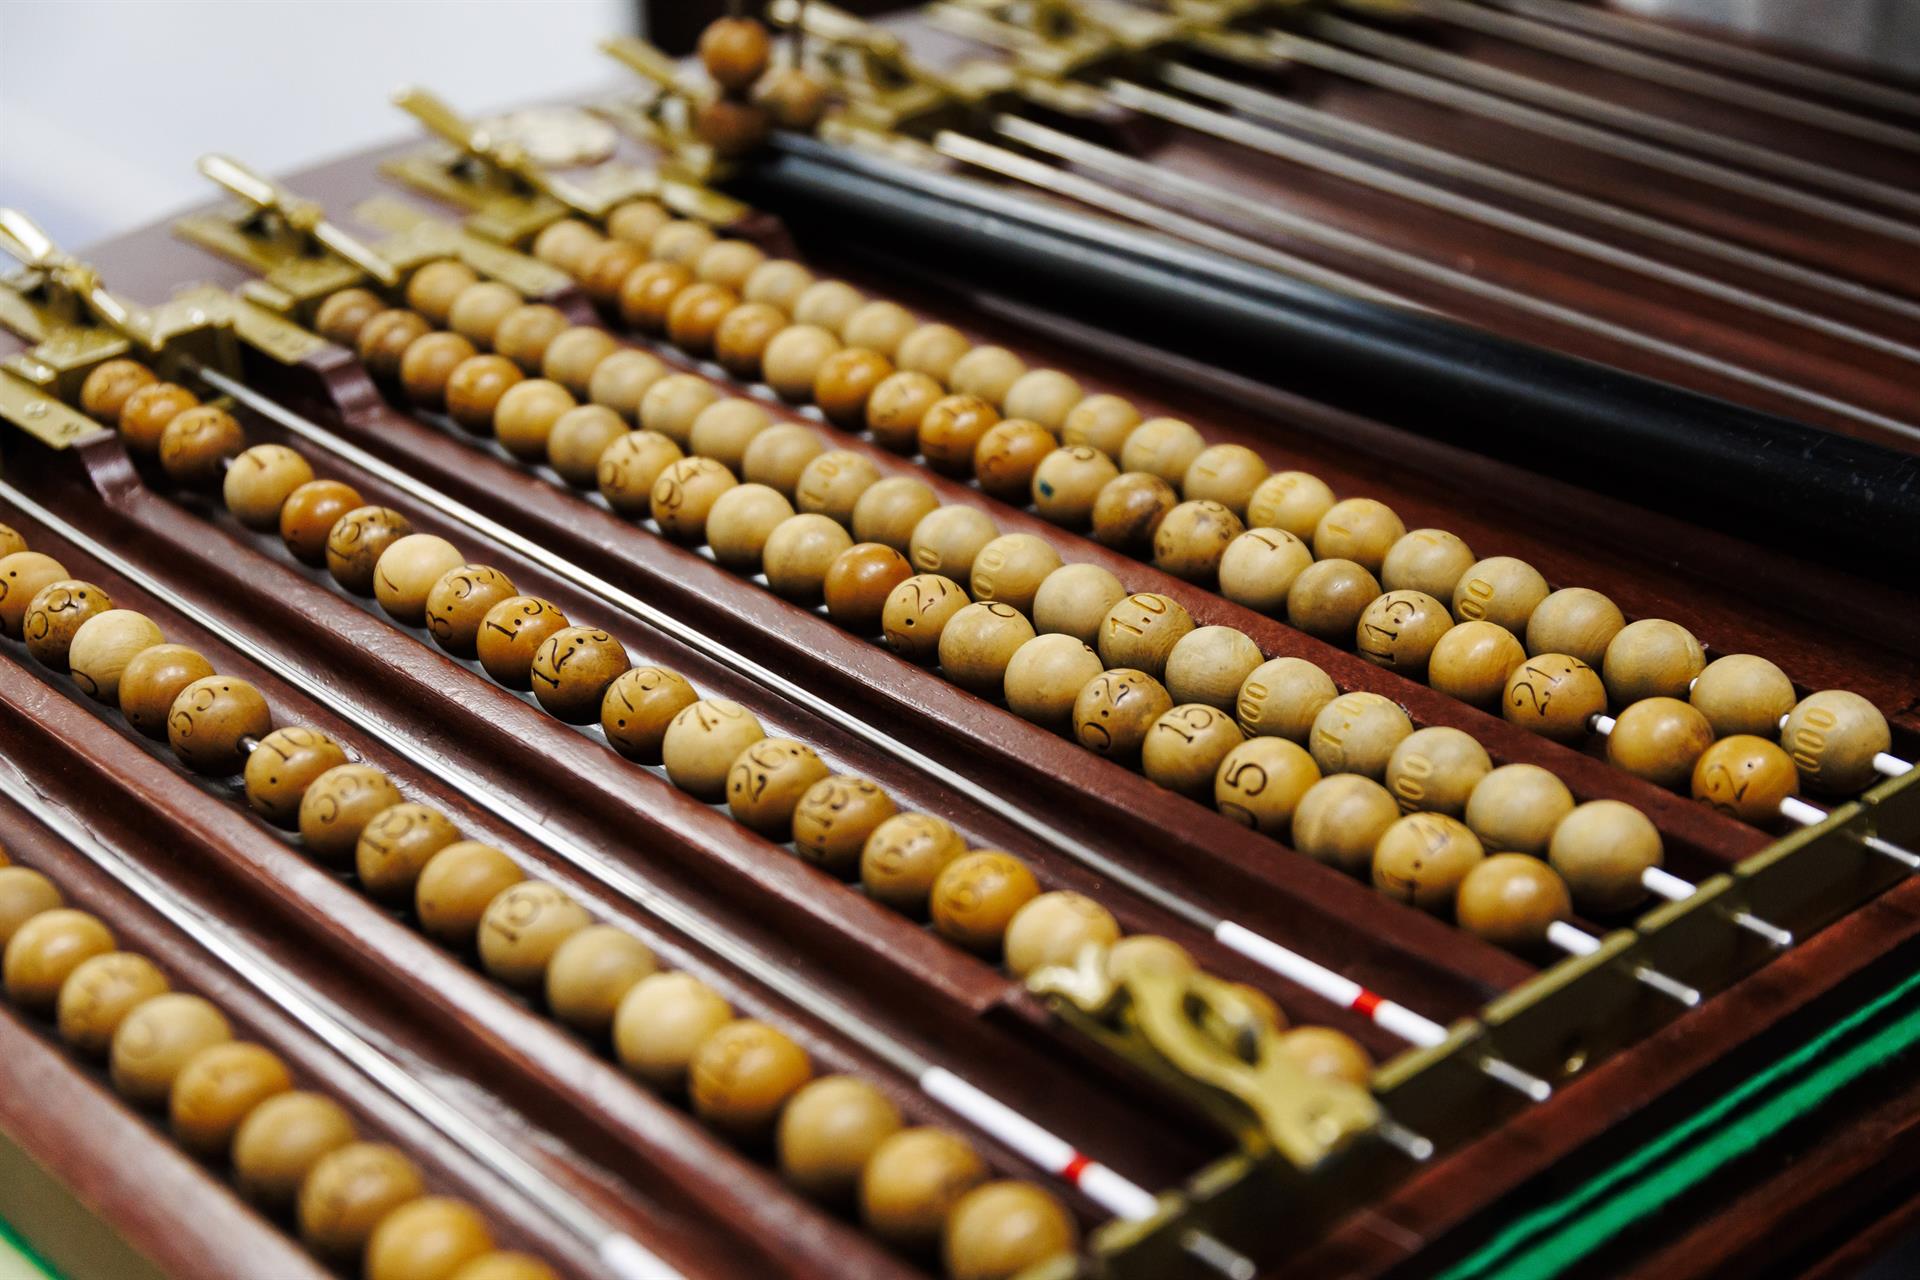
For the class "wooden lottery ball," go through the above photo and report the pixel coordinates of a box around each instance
[688,398,772,473]
[696,240,768,292]
[299,765,403,865]
[476,596,570,690]
[1458,855,1572,951]
[652,456,737,541]
[1235,656,1337,742]
[764,513,855,604]
[1073,668,1174,764]
[297,1143,426,1261]
[948,346,1026,406]
[445,355,525,432]
[448,282,522,349]
[1290,771,1397,871]
[618,261,694,333]
[243,725,348,828]
[639,374,721,446]
[842,300,916,358]
[742,423,826,498]
[895,323,970,382]
[170,1041,293,1156]
[597,430,684,517]
[1313,498,1404,575]
[862,813,968,916]
[1030,563,1125,648]
[974,420,1057,503]
[1607,696,1715,788]
[1276,1026,1372,1087]
[727,737,831,836]
[707,483,796,571]
[824,543,912,635]
[1153,499,1244,582]
[356,309,432,382]
[778,1075,903,1201]
[1107,935,1196,984]
[1096,592,1194,677]
[793,280,866,334]
[1164,625,1263,711]
[449,1257,558,1280]
[157,405,246,486]
[814,348,894,427]
[326,505,413,595]
[1006,890,1121,982]
[1547,799,1661,913]
[487,368,581,448]
[919,395,1000,476]
[714,302,788,380]
[1380,529,1476,601]
[1503,653,1606,741]
[117,643,213,738]
[373,533,465,626]
[110,993,232,1106]
[866,371,947,453]
[795,449,881,524]
[1002,369,1083,432]
[663,699,767,801]
[0,523,22,558]
[755,65,830,131]
[861,1127,989,1249]
[1218,528,1313,614]
[167,675,271,775]
[1121,417,1205,489]
[530,626,630,723]
[1062,393,1140,457]
[425,564,518,657]
[652,220,717,268]
[1286,559,1382,644]
[1214,736,1320,834]
[540,327,618,398]
[1452,556,1551,635]
[1183,444,1269,518]
[666,282,740,354]
[690,1019,814,1138]
[1309,691,1413,779]
[278,479,364,565]
[478,881,592,989]
[231,1091,357,1209]
[1091,472,1176,554]
[118,382,200,453]
[793,776,898,876]
[1003,634,1103,733]
[939,602,1036,697]
[743,259,815,312]
[1690,654,1796,738]
[1782,689,1892,794]
[0,552,67,638]
[1693,735,1799,824]
[970,533,1062,617]
[534,217,606,270]
[944,1181,1079,1280]
[0,868,61,949]
[851,476,939,553]
[1141,703,1245,799]
[932,851,1041,953]
[81,357,158,425]
[57,952,169,1055]
[762,325,843,401]
[1384,726,1491,816]
[606,201,670,249]
[314,288,385,348]
[1524,587,1625,667]
[601,666,699,763]
[613,971,733,1090]
[416,842,524,949]
[545,925,657,1036]
[357,802,460,901]
[1603,618,1706,704]
[547,405,626,488]
[1032,446,1119,528]
[365,1197,495,1280]
[882,573,971,663]
[405,259,480,325]
[1373,813,1485,912]
[1428,620,1527,710]
[494,304,571,373]
[223,443,315,528]
[908,505,998,581]
[3,909,114,1011]
[24,578,113,668]
[1355,589,1453,677]
[580,241,648,309]
[1464,764,1574,856]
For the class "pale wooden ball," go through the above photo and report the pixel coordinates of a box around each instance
[1163,625,1264,712]
[908,505,998,581]
[1003,891,1120,978]
[1286,558,1381,643]
[613,972,733,1091]
[1032,446,1120,528]
[1606,696,1716,788]
[1142,703,1247,799]
[1183,444,1269,518]
[532,215,606,269]
[1246,470,1336,541]
[851,476,940,553]
[587,349,669,422]
[930,851,1041,954]
[1372,813,1485,912]
[1380,528,1476,601]
[1120,418,1206,488]
[1001,369,1083,432]
[1383,725,1492,816]
[742,259,816,313]
[651,456,738,541]
[1524,587,1626,667]
[706,483,796,572]
[493,303,571,373]
[651,219,719,269]
[547,404,627,488]
[861,813,967,916]
[1030,563,1126,648]
[1234,656,1337,742]
[726,737,831,837]
[597,431,685,517]
[493,378,577,462]
[1781,689,1893,795]
[881,572,971,663]
[969,533,1062,618]
[1548,799,1661,913]
[714,301,787,380]
[68,609,165,703]
[1214,735,1321,835]
[1308,691,1413,780]
[1503,653,1607,740]
[1072,668,1174,763]
[1451,556,1551,635]
[1355,589,1453,678]
[741,423,826,498]
[372,534,466,627]
[1218,528,1313,614]
[842,301,916,358]
[1463,763,1574,856]
[605,201,671,249]
[540,327,618,398]
[762,324,843,401]
[948,346,1026,407]
[447,281,522,348]
[688,398,771,473]
[763,513,854,604]
[794,448,882,525]
[792,280,865,335]
[696,238,768,292]
[938,601,1036,697]
[1096,592,1194,678]
[1427,620,1527,710]
[866,371,947,453]
[1690,654,1796,738]
[662,699,767,800]
[1312,497,1405,574]
[1456,854,1572,951]
[1292,774,1401,874]
[600,665,699,764]
[639,373,721,446]
[1602,618,1706,706]
[894,324,971,383]
[792,776,898,877]
[222,444,314,529]
[1003,634,1104,733]
[1061,394,1141,457]
[1153,499,1244,582]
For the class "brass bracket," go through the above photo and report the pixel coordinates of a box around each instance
[351,198,574,300]
[590,38,765,227]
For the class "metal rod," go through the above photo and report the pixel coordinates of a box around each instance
[1547,921,1699,1006]
[1640,865,1791,949]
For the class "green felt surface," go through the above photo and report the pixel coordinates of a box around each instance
[0,1214,60,1280]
